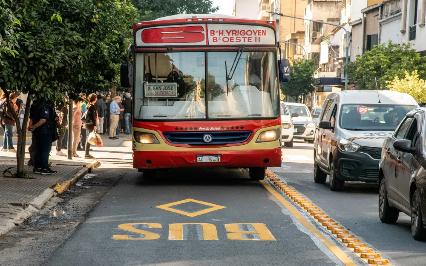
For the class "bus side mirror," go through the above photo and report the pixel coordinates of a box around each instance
[278,59,289,83]
[120,63,131,88]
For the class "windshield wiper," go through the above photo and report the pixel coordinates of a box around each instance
[225,48,244,95]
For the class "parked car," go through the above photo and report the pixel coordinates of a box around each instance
[314,90,418,191]
[312,107,322,126]
[281,103,294,147]
[379,108,426,240]
[282,102,315,143]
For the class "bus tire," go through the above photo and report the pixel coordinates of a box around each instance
[249,167,266,180]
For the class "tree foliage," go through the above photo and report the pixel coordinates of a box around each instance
[0,0,137,177]
[348,43,426,90]
[388,71,426,104]
[132,0,219,20]
[282,59,316,99]
[0,0,20,59]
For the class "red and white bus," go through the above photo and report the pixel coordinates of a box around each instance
[125,14,282,180]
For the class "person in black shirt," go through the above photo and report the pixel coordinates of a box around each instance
[123,92,132,135]
[85,93,98,159]
[29,99,57,175]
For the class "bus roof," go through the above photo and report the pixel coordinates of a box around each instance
[133,14,276,30]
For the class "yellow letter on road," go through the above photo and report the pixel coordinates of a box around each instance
[225,223,276,241]
[112,223,162,241]
[169,223,218,240]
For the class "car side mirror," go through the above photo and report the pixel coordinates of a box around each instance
[291,113,299,118]
[319,121,334,130]
[393,139,415,153]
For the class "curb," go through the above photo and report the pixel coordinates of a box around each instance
[0,160,100,237]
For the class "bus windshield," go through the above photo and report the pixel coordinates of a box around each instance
[134,51,279,120]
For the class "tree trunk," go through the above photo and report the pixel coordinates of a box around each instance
[16,95,32,177]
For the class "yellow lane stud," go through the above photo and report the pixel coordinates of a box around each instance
[264,170,393,266]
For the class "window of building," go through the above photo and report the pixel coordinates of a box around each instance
[366,34,378,51]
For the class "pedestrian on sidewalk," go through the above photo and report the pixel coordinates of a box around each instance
[96,94,106,135]
[109,96,121,139]
[78,93,87,151]
[123,92,132,135]
[55,100,68,156]
[104,95,111,135]
[72,98,82,157]
[1,92,19,152]
[28,99,57,175]
[84,93,98,159]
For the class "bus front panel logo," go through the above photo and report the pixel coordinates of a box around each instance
[203,134,213,143]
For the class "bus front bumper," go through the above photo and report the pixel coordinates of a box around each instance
[133,148,282,170]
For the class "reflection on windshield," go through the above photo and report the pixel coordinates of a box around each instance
[340,104,415,131]
[207,51,278,119]
[133,51,279,120]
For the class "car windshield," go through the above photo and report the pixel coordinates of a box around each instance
[340,104,416,131]
[287,105,309,117]
[133,51,279,120]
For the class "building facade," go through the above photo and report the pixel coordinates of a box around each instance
[233,0,260,19]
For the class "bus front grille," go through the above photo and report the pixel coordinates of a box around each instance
[163,131,252,145]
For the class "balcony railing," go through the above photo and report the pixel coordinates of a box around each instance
[409,25,416,41]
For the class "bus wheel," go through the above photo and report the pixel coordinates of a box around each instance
[249,167,266,180]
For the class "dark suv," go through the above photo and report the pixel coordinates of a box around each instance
[379,108,426,240]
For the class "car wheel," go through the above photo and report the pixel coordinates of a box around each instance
[249,167,266,181]
[329,161,344,191]
[379,178,399,224]
[314,163,327,184]
[285,140,294,148]
[411,188,426,241]
[307,139,314,144]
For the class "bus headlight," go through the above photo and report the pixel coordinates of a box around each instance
[134,132,160,144]
[257,129,280,143]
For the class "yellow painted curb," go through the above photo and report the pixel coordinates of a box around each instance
[265,170,392,266]
[53,160,100,194]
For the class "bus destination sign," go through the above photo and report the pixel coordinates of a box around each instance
[136,24,275,46]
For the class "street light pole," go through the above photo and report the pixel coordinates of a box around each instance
[271,12,350,91]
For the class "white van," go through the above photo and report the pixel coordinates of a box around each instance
[313,90,418,191]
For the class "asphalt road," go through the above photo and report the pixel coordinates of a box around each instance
[45,168,343,266]
[273,141,426,266]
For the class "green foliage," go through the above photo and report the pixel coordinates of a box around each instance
[0,0,20,58]
[282,59,316,99]
[348,42,426,90]
[132,0,219,20]
[0,0,138,99]
[388,71,426,104]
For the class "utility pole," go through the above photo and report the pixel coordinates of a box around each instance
[271,12,350,91]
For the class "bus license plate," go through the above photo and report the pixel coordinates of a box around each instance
[197,155,221,163]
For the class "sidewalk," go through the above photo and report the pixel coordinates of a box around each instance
[0,134,132,237]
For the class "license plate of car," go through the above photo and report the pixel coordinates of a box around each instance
[197,155,221,163]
